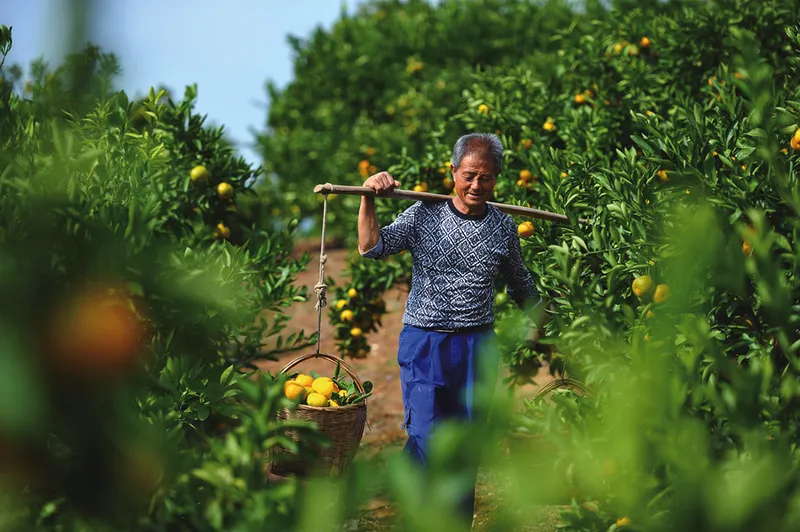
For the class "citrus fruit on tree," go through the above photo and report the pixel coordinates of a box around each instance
[632,275,655,299]
[190,165,209,184]
[347,288,358,298]
[47,286,146,376]
[340,309,354,321]
[791,129,800,151]
[217,182,234,200]
[653,284,670,304]
[216,223,231,240]
[350,327,363,338]
[518,221,534,237]
[336,299,347,310]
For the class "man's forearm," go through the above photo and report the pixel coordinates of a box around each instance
[358,196,380,251]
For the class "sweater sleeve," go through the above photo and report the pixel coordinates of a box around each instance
[498,219,542,313]
[360,202,420,260]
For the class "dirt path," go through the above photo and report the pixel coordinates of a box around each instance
[257,239,560,529]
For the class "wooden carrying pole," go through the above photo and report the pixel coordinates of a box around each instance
[313,183,588,224]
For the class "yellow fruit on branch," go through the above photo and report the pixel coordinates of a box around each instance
[791,129,800,151]
[340,310,354,322]
[413,182,428,192]
[543,120,556,132]
[217,182,234,200]
[640,36,651,48]
[520,138,533,149]
[336,299,347,310]
[443,177,454,190]
[616,517,632,527]
[347,288,358,299]
[561,171,568,179]
[518,221,534,238]
[350,327,363,338]
[519,169,533,182]
[306,393,328,407]
[190,165,209,184]
[653,284,670,304]
[657,169,669,182]
[632,275,655,299]
[742,240,753,255]
[216,223,231,240]
[574,93,585,104]
[477,104,489,115]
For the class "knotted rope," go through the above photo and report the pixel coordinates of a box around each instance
[313,189,331,355]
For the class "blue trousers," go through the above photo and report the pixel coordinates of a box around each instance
[397,324,499,520]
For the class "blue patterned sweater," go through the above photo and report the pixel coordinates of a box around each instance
[360,199,541,329]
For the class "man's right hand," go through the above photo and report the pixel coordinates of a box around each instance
[364,172,401,195]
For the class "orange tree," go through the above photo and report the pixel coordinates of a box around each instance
[256,0,800,529]
[0,31,323,530]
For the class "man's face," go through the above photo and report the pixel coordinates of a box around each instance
[451,153,498,212]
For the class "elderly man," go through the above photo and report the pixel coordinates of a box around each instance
[358,133,542,521]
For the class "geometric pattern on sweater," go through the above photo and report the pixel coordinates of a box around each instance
[361,199,541,329]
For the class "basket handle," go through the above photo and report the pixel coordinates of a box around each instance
[278,352,366,394]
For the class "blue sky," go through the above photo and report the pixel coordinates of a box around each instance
[1,0,370,165]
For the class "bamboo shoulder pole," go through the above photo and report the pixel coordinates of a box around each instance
[313,183,588,224]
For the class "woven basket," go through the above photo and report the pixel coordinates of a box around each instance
[269,352,368,479]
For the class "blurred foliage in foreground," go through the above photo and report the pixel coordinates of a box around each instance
[2,0,800,530]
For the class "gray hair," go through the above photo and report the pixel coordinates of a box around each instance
[451,133,504,174]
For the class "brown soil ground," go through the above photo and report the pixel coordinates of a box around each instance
[257,239,562,530]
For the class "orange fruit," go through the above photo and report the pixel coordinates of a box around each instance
[306,393,328,407]
[350,327,363,338]
[312,377,335,399]
[347,288,358,299]
[657,169,668,182]
[413,182,428,192]
[640,37,651,48]
[520,138,533,149]
[335,299,347,310]
[518,221,534,238]
[742,241,752,255]
[632,275,655,299]
[791,129,800,151]
[190,165,209,183]
[284,381,308,402]
[653,284,670,304]
[217,182,234,200]
[477,104,489,115]
[543,121,556,132]
[216,223,231,240]
[295,374,314,388]
[561,172,568,179]
[340,310,354,322]
[48,286,146,376]
[616,517,632,527]
[519,169,533,182]
[574,93,585,104]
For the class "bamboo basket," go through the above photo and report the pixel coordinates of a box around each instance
[269,352,368,479]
